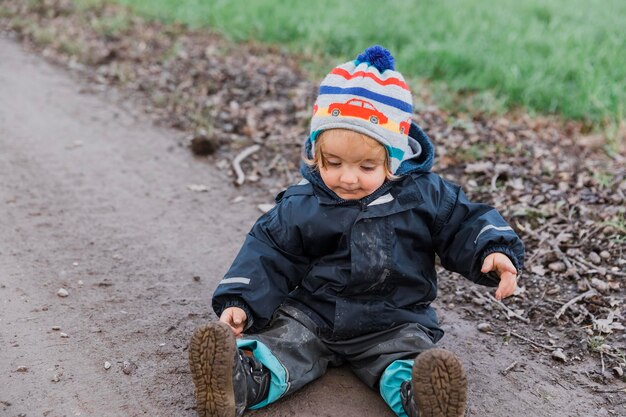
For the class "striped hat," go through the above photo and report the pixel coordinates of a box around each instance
[310,45,420,174]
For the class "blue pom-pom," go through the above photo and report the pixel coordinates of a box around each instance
[356,45,395,72]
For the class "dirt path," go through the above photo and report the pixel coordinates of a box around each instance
[0,37,616,417]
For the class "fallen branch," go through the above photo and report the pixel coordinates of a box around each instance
[266,153,282,172]
[474,289,531,323]
[554,289,597,320]
[601,351,606,374]
[575,256,626,278]
[508,331,560,351]
[490,172,499,191]
[232,144,261,186]
[581,384,626,394]
[500,361,519,376]
[599,349,626,363]
[488,293,531,323]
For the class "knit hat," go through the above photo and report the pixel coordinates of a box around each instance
[310,45,421,174]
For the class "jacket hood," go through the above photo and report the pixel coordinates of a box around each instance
[300,121,435,190]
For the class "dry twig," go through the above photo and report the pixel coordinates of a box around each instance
[581,385,626,394]
[232,144,261,186]
[477,290,530,323]
[554,289,597,320]
[575,256,626,278]
[508,331,560,351]
[501,361,519,376]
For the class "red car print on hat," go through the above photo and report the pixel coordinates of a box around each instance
[399,118,411,135]
[328,99,388,125]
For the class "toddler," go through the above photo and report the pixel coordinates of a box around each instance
[189,45,524,417]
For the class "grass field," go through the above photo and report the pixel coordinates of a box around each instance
[101,0,624,124]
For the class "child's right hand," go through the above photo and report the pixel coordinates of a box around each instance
[219,307,247,337]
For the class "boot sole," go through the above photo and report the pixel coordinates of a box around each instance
[412,348,467,417]
[189,322,237,417]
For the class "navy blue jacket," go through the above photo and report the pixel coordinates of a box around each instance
[213,123,525,341]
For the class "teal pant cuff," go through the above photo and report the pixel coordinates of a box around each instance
[236,339,288,409]
[379,359,413,417]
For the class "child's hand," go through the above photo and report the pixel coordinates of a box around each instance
[481,253,518,301]
[219,307,247,337]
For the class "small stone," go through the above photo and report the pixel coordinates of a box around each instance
[51,373,61,382]
[122,360,137,375]
[613,366,623,377]
[471,297,485,306]
[600,344,612,352]
[530,265,546,276]
[477,323,492,333]
[104,361,111,370]
[551,348,567,362]
[589,252,602,265]
[60,333,69,338]
[590,278,610,294]
[546,286,560,295]
[57,288,69,297]
[193,276,201,282]
[77,280,84,286]
[187,184,209,192]
[16,366,28,372]
[548,262,566,272]
[112,254,123,261]
[52,326,61,331]
[600,251,611,260]
[72,262,79,266]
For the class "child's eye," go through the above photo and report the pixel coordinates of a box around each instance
[361,166,376,172]
[326,160,341,167]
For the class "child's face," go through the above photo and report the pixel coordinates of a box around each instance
[318,129,387,200]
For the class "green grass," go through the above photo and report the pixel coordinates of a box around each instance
[91,0,625,123]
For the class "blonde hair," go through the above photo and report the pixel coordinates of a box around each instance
[303,129,397,179]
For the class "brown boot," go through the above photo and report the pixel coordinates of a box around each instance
[189,322,238,417]
[411,348,467,417]
[189,322,271,417]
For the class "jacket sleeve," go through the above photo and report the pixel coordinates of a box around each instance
[430,178,525,287]
[212,197,309,331]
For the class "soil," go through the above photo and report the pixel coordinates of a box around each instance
[1,35,626,417]
[2,1,626,415]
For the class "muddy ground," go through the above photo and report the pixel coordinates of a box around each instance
[1,35,625,417]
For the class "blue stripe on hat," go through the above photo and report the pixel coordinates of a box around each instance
[319,86,412,113]
[385,144,405,161]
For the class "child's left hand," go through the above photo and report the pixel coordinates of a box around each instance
[481,252,518,301]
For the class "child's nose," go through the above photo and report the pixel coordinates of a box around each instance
[340,169,358,184]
